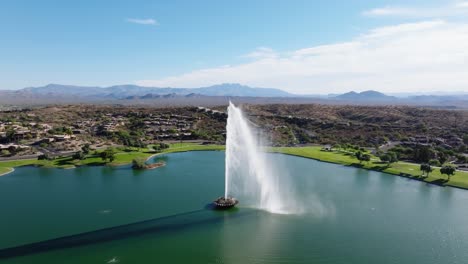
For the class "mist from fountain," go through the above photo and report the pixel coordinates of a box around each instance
[224,102,303,214]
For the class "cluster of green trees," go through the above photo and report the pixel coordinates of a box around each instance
[132,158,146,169]
[380,152,398,166]
[100,147,116,163]
[71,144,91,161]
[419,163,457,181]
[355,151,371,164]
[334,144,366,152]
[69,142,172,165]
[38,153,54,160]
[152,143,170,153]
[389,145,467,164]
[440,165,456,180]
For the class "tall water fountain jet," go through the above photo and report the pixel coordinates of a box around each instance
[224,102,303,214]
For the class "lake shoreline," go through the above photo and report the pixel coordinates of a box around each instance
[1,144,466,190]
[269,147,468,190]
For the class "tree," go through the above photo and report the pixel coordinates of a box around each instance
[72,151,85,160]
[412,146,434,163]
[355,151,371,164]
[38,153,54,160]
[100,147,116,163]
[152,144,161,153]
[81,143,91,155]
[440,165,456,181]
[380,152,398,166]
[419,163,432,178]
[132,158,146,169]
[355,151,362,163]
[361,154,371,163]
[159,143,170,149]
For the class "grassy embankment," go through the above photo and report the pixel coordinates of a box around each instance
[271,146,468,189]
[0,167,13,176]
[1,144,466,190]
[0,143,224,175]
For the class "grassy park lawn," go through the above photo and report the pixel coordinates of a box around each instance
[158,142,225,153]
[272,146,468,189]
[0,167,14,176]
[0,143,224,175]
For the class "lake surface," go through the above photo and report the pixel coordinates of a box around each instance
[1,151,468,264]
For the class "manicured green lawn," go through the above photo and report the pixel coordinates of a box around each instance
[271,146,468,189]
[0,167,13,176]
[160,143,225,153]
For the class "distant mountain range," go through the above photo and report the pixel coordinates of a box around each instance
[18,83,294,98]
[0,83,467,108]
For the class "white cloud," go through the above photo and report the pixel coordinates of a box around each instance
[364,20,446,38]
[457,1,468,8]
[126,18,158,25]
[363,7,418,17]
[243,47,278,59]
[363,2,468,18]
[136,20,468,94]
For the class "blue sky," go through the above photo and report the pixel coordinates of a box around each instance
[1,0,467,93]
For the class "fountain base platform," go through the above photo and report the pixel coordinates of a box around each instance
[213,197,238,209]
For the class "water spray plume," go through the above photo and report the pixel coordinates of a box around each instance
[224,102,303,214]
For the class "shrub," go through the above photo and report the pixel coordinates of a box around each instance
[38,153,54,160]
[132,158,146,169]
[72,151,86,160]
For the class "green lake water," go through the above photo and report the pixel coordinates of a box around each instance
[0,151,467,263]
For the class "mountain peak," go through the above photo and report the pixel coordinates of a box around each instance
[335,90,395,101]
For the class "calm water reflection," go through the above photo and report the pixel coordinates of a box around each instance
[1,151,468,264]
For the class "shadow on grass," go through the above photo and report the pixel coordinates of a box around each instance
[84,161,107,166]
[373,161,388,165]
[350,163,364,168]
[371,165,388,171]
[54,158,75,166]
[428,178,448,186]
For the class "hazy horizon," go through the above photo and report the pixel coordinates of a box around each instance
[1,82,467,97]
